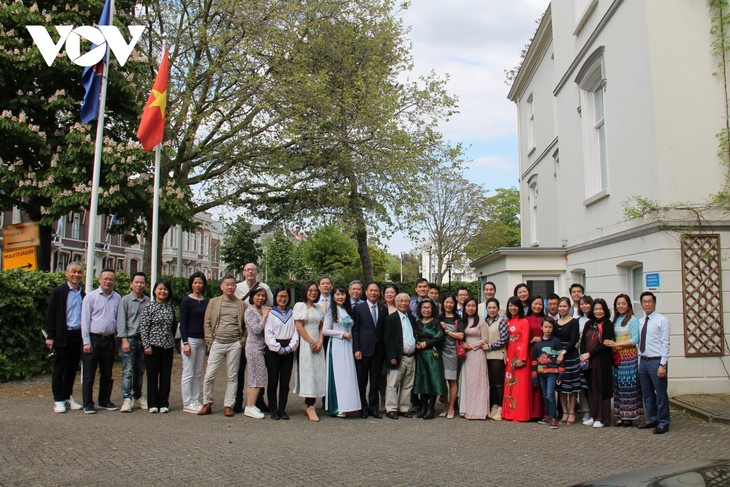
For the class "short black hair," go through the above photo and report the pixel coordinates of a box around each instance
[640,291,656,303]
[188,271,208,292]
[569,283,585,293]
[131,271,147,282]
[547,293,560,301]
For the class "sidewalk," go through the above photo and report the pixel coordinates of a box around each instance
[670,394,730,424]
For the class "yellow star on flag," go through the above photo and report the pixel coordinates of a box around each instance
[148,88,167,119]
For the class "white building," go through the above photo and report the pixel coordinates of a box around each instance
[472,1,730,395]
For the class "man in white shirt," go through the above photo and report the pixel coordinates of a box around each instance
[636,291,671,434]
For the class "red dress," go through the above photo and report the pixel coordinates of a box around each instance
[526,314,546,420]
[502,317,530,422]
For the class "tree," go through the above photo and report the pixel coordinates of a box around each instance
[298,225,359,284]
[465,187,521,260]
[219,217,261,274]
[245,1,457,282]
[406,169,489,285]
[0,0,163,270]
[260,228,296,289]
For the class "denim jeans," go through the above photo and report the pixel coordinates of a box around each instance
[120,336,145,400]
[539,373,558,420]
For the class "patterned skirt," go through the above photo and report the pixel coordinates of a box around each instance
[559,349,587,394]
[613,345,643,420]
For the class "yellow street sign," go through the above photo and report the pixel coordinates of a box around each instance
[2,222,40,250]
[2,246,37,271]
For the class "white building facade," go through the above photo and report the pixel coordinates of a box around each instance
[472,1,730,395]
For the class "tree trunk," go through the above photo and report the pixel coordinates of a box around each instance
[346,175,373,283]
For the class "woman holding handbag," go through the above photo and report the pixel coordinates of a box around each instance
[439,294,464,419]
[604,294,642,426]
[579,298,615,428]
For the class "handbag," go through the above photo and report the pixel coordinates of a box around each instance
[612,350,622,366]
[455,338,466,359]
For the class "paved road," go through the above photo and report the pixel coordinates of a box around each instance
[2,355,729,486]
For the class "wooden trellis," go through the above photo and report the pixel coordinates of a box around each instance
[681,234,724,356]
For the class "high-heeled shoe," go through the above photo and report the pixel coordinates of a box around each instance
[566,413,576,425]
[559,414,568,425]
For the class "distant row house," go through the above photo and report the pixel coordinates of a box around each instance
[1,207,226,280]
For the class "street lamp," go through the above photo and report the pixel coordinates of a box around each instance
[447,261,453,291]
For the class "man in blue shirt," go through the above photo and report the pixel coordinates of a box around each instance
[45,262,85,413]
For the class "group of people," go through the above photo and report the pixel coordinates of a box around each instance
[44,262,671,434]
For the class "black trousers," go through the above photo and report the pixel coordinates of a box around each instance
[357,350,384,413]
[145,346,173,409]
[266,344,294,412]
[51,330,82,401]
[81,333,115,407]
[487,359,506,408]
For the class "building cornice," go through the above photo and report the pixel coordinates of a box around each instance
[470,247,566,268]
[507,5,553,102]
[553,0,624,96]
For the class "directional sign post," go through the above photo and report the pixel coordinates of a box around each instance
[2,222,41,271]
[2,246,37,271]
[2,222,40,250]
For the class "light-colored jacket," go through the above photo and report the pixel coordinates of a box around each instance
[203,296,246,349]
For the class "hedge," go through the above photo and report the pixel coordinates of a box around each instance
[0,268,477,382]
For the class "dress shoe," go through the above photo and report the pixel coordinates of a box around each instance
[279,410,289,420]
[636,421,658,429]
[198,403,212,415]
[653,424,669,434]
[399,412,413,418]
[360,409,369,419]
[224,406,234,417]
[386,411,398,420]
[256,399,271,413]
[271,410,281,420]
[371,410,382,419]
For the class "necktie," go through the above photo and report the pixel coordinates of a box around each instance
[640,316,649,353]
[322,298,327,314]
[371,304,377,325]
[402,313,415,347]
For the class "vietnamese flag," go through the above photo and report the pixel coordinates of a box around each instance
[137,49,169,151]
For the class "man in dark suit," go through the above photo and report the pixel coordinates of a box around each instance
[383,293,418,419]
[352,281,387,418]
[45,262,85,413]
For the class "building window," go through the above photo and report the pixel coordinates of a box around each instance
[71,213,81,239]
[130,259,139,274]
[526,93,535,153]
[525,276,557,297]
[528,176,538,245]
[629,264,643,307]
[576,48,608,201]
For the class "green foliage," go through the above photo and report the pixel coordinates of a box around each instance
[465,187,521,261]
[219,217,262,273]
[297,225,360,284]
[261,229,299,289]
[0,270,64,382]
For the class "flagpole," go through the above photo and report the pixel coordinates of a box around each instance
[150,38,166,288]
[84,0,114,293]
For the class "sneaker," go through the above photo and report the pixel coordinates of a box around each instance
[149,407,159,413]
[134,397,148,410]
[65,397,83,410]
[582,412,592,422]
[593,420,604,428]
[244,406,264,419]
[160,407,169,413]
[98,402,118,411]
[336,412,347,418]
[583,418,595,426]
[183,403,202,414]
[488,404,498,420]
[53,401,67,413]
[493,406,502,421]
[538,416,549,425]
[120,398,133,413]
[83,405,97,414]
[550,418,559,429]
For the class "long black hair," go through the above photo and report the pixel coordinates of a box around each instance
[330,286,352,323]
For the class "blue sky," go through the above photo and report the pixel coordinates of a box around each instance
[384,0,550,254]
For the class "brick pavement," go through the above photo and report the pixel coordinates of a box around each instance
[1,354,729,486]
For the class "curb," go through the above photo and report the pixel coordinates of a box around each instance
[670,396,730,425]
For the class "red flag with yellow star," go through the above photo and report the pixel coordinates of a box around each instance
[137,49,169,151]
